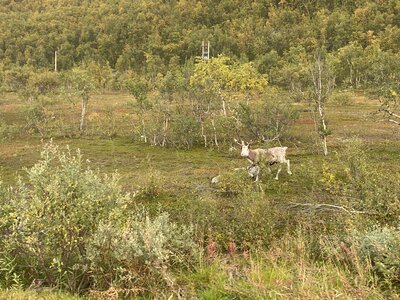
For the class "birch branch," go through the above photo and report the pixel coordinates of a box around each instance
[287,202,368,214]
[378,108,400,125]
[379,108,400,119]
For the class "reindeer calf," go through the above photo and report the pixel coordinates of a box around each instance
[238,140,292,180]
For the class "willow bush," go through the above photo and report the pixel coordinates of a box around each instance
[0,143,197,296]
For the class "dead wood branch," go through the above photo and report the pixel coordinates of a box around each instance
[287,202,367,214]
[379,108,400,125]
[379,108,400,119]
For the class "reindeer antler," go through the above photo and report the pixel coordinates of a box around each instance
[262,133,281,143]
[233,138,244,146]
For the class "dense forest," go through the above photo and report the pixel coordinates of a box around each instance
[0,0,399,90]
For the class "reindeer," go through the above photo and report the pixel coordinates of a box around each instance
[247,163,260,181]
[235,139,292,180]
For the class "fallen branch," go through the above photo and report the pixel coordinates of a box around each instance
[287,202,367,214]
[379,108,400,125]
[388,119,400,125]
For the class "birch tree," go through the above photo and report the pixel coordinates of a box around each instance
[190,56,268,147]
[156,69,185,147]
[62,67,96,132]
[190,56,232,117]
[309,50,334,156]
[377,88,400,126]
[126,79,151,143]
[368,49,400,127]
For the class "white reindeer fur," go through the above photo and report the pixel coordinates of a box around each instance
[240,141,292,180]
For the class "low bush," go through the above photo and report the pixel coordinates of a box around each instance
[136,168,166,199]
[166,175,279,253]
[0,122,20,141]
[331,91,352,106]
[87,210,197,297]
[353,226,400,290]
[340,140,400,226]
[24,102,55,137]
[1,143,123,291]
[0,143,197,297]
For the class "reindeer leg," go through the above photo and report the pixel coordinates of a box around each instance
[269,161,277,173]
[287,159,292,175]
[275,165,281,180]
[256,165,261,181]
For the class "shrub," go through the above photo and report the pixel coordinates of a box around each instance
[28,71,61,98]
[237,92,298,141]
[0,143,198,297]
[331,91,352,106]
[167,174,278,252]
[214,168,254,197]
[1,143,123,291]
[3,67,33,93]
[24,102,55,137]
[0,122,20,141]
[170,107,200,149]
[341,140,400,226]
[87,210,197,297]
[137,168,166,199]
[353,227,400,289]
[0,255,22,290]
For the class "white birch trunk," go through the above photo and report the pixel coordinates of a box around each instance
[201,120,207,147]
[79,97,88,131]
[211,117,218,148]
[162,114,168,147]
[222,98,227,117]
[141,115,147,143]
[311,53,330,156]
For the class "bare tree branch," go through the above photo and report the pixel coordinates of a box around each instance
[379,107,400,120]
[388,119,400,125]
[286,202,368,214]
[261,133,281,144]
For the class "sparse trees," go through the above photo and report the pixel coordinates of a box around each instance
[361,46,400,128]
[190,56,233,118]
[237,89,298,142]
[190,56,269,147]
[333,42,365,88]
[156,67,186,147]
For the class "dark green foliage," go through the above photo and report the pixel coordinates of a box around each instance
[0,0,399,93]
[1,1,399,147]
[237,92,298,141]
[170,106,201,149]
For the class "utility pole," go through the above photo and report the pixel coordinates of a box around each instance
[54,51,58,72]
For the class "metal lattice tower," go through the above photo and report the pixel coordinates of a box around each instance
[201,41,210,60]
